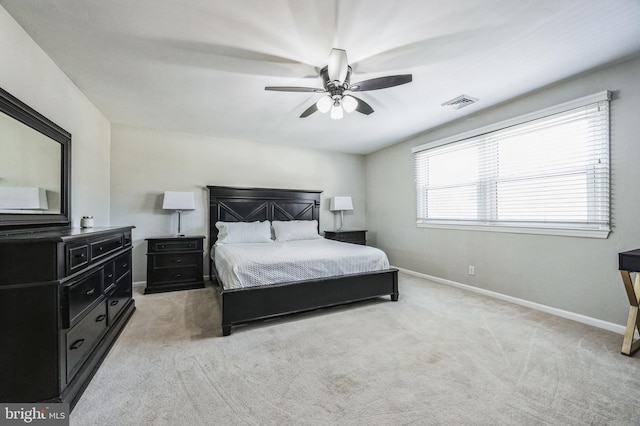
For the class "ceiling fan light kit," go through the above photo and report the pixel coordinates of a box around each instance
[316,96,332,113]
[265,48,413,120]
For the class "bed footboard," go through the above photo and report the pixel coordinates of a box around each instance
[217,268,398,336]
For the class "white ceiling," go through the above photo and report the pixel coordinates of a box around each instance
[2,0,640,154]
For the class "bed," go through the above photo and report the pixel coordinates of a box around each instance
[208,186,399,336]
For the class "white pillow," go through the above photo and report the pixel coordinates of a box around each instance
[271,220,321,242]
[215,221,272,244]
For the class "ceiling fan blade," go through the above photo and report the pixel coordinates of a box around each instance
[300,103,318,118]
[350,74,413,92]
[328,48,349,84]
[350,95,374,115]
[265,86,325,93]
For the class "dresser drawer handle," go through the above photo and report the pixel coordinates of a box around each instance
[159,245,165,249]
[173,259,183,263]
[96,314,106,322]
[174,273,182,278]
[69,339,85,350]
[75,253,86,259]
[121,263,128,269]
[110,300,119,306]
[84,288,96,296]
[188,244,194,248]
[107,273,114,278]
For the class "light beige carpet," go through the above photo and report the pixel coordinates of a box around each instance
[71,273,640,425]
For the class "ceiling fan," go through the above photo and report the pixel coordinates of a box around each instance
[265,48,412,119]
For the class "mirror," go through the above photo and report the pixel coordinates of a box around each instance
[0,87,71,232]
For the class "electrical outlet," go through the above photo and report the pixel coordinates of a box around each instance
[468,265,475,275]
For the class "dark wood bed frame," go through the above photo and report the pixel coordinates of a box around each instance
[207,186,399,336]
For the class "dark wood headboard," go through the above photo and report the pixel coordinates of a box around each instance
[207,186,322,245]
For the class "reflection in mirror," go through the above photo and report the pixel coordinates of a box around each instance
[0,112,61,214]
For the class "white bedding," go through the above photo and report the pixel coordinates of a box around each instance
[213,238,390,290]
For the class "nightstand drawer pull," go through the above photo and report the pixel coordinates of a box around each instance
[69,339,85,350]
[174,273,182,278]
[95,314,106,322]
[173,259,182,263]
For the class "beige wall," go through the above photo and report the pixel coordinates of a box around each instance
[365,54,640,327]
[0,6,111,226]
[110,124,367,282]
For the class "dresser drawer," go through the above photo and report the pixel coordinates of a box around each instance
[66,244,89,274]
[152,252,199,268]
[103,261,116,294]
[65,301,108,382]
[114,252,131,281]
[151,239,202,252]
[67,269,104,325]
[90,235,123,262]
[107,272,132,325]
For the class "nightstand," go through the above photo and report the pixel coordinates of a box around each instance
[145,235,205,294]
[324,229,367,245]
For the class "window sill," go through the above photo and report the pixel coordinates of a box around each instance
[416,222,610,239]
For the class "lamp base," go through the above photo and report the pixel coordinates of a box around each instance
[175,210,186,237]
[337,210,345,230]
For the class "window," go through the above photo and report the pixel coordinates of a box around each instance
[413,92,611,238]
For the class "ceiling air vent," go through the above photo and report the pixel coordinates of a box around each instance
[441,94,478,110]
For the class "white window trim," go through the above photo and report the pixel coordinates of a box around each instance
[413,91,612,239]
[417,222,610,239]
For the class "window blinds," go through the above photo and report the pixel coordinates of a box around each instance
[414,94,610,237]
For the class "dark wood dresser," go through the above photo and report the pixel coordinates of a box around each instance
[0,226,135,408]
[145,235,205,294]
[324,229,367,245]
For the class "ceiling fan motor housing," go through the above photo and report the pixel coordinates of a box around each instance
[320,65,352,96]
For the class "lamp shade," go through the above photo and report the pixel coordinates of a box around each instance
[330,196,353,212]
[162,191,195,210]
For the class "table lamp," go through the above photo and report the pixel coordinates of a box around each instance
[162,191,195,236]
[330,196,353,230]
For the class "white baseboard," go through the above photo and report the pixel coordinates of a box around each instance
[395,267,627,336]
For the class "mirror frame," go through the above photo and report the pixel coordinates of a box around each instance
[0,87,71,232]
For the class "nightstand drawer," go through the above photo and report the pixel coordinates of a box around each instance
[150,267,200,284]
[151,239,202,252]
[325,230,367,245]
[335,233,363,243]
[153,252,199,268]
